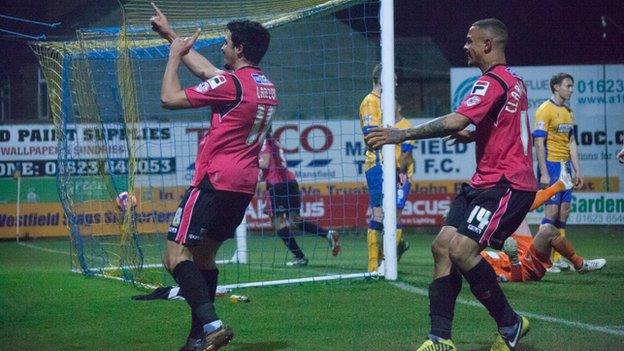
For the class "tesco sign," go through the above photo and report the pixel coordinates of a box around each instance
[273,124,334,153]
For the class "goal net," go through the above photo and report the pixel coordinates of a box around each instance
[31,0,382,289]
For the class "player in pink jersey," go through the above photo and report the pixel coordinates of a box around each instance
[366,19,535,351]
[259,132,340,266]
[151,3,276,350]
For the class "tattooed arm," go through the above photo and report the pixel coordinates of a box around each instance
[365,112,471,148]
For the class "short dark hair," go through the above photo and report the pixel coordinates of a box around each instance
[472,18,508,48]
[372,63,381,85]
[550,73,574,93]
[226,20,270,65]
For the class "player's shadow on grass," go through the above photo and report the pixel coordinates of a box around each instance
[228,341,289,350]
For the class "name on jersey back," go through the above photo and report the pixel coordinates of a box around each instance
[505,81,526,113]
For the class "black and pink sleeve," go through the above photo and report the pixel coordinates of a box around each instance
[184,73,238,108]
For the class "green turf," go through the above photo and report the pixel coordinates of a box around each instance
[43,229,378,287]
[1,225,622,350]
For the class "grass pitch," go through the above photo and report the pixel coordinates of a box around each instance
[1,225,622,350]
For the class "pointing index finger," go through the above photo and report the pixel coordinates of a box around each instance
[151,2,163,16]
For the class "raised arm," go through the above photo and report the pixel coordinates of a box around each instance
[161,29,201,109]
[151,2,223,80]
[365,112,471,149]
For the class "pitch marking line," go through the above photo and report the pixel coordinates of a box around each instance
[18,242,70,255]
[391,281,624,337]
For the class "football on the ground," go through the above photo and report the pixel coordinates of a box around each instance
[115,192,138,211]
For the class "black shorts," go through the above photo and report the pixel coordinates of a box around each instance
[167,178,253,245]
[444,182,536,250]
[267,181,301,216]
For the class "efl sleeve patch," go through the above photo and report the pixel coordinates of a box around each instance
[193,81,211,93]
[464,95,481,107]
[470,80,490,96]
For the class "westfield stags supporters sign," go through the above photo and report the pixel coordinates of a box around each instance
[1,190,621,239]
[0,190,452,238]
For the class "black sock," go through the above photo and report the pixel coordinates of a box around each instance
[189,313,203,339]
[297,221,328,237]
[200,268,219,302]
[172,260,218,326]
[188,268,220,339]
[462,259,516,328]
[277,227,304,258]
[428,268,463,339]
